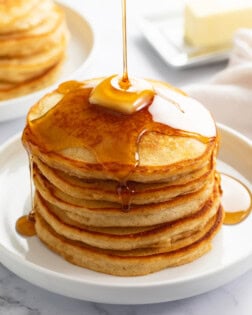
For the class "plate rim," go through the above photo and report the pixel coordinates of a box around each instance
[0,123,251,304]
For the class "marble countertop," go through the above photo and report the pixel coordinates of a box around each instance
[0,263,251,315]
[0,0,251,314]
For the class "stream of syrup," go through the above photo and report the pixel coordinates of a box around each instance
[15,154,36,236]
[16,0,252,237]
[120,0,129,88]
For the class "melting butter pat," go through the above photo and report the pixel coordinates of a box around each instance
[89,75,154,115]
[184,0,252,47]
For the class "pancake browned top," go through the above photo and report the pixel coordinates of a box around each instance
[22,78,218,183]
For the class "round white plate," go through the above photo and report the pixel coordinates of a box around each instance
[0,124,251,305]
[0,2,95,122]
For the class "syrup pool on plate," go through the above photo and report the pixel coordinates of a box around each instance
[221,173,252,225]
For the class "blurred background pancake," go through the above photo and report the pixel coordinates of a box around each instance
[0,0,68,100]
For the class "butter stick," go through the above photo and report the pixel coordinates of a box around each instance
[184,0,252,47]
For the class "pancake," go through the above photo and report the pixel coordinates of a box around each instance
[0,5,67,57]
[0,0,53,34]
[35,206,223,276]
[35,186,221,251]
[0,0,39,28]
[0,0,68,100]
[21,76,222,276]
[0,59,63,100]
[25,130,215,182]
[0,37,66,83]
[34,168,217,227]
[34,156,213,204]
[22,79,218,182]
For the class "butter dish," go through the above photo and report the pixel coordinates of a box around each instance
[137,10,231,69]
[185,0,252,47]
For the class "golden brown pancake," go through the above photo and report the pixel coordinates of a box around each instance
[0,0,53,34]
[22,79,218,182]
[0,6,67,57]
[24,128,216,183]
[34,156,213,204]
[21,77,222,276]
[0,37,66,83]
[33,168,217,227]
[0,0,68,100]
[0,59,63,100]
[35,187,221,251]
[35,206,223,276]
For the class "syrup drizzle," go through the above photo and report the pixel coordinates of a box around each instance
[154,86,185,114]
[117,182,136,211]
[89,0,155,115]
[120,0,129,89]
[221,173,252,225]
[15,154,36,237]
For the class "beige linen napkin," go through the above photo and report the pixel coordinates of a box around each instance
[185,29,252,139]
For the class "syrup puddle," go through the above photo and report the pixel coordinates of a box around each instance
[218,161,252,225]
[221,173,252,225]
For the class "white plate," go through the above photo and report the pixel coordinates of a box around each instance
[138,10,230,69]
[0,124,251,305]
[0,2,95,122]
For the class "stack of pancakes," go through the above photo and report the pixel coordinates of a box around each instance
[22,79,223,276]
[0,0,68,100]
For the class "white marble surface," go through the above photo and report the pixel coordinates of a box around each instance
[0,0,251,314]
[0,263,251,314]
